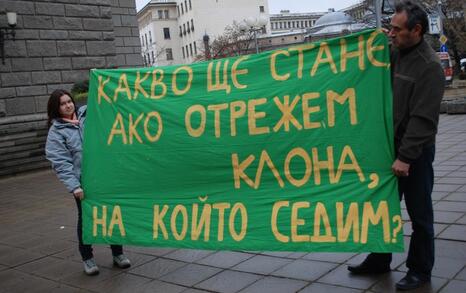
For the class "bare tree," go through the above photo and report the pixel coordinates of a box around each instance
[194,23,256,61]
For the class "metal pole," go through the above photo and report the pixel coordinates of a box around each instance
[253,29,259,54]
[437,0,444,35]
[374,0,382,28]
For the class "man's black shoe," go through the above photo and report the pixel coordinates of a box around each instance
[347,260,390,274]
[396,274,429,291]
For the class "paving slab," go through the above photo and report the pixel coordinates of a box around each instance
[231,255,293,275]
[299,282,363,293]
[318,265,381,290]
[439,279,466,293]
[128,258,186,279]
[159,263,222,286]
[195,251,255,269]
[238,276,307,293]
[195,270,262,293]
[270,259,338,281]
[438,224,466,241]
[455,267,466,281]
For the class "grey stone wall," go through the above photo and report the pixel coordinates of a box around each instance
[0,0,143,176]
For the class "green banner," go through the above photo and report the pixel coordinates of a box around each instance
[82,29,403,252]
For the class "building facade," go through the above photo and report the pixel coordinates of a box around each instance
[137,0,270,66]
[269,10,325,35]
[0,0,143,176]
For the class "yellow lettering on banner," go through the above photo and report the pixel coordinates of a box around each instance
[270,50,290,81]
[144,111,163,142]
[232,153,255,189]
[271,201,290,242]
[336,202,359,242]
[273,95,303,132]
[311,146,336,185]
[291,201,310,242]
[311,42,338,76]
[213,203,230,241]
[207,60,231,93]
[255,150,285,188]
[327,88,357,127]
[367,30,390,68]
[172,66,193,95]
[361,201,390,243]
[289,44,315,79]
[191,201,212,241]
[230,101,246,136]
[133,71,151,99]
[340,35,365,72]
[107,113,127,145]
[108,205,126,237]
[335,145,365,182]
[284,148,312,187]
[248,98,270,135]
[231,56,249,89]
[129,113,144,144]
[185,105,206,137]
[150,69,167,99]
[171,205,188,240]
[311,202,336,242]
[113,74,132,102]
[93,205,107,236]
[207,103,228,138]
[229,203,247,241]
[302,92,321,129]
[98,76,111,104]
[153,205,169,239]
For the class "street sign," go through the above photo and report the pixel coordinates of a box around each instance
[429,14,440,34]
[439,34,448,44]
[440,44,448,52]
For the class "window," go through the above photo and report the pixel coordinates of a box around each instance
[189,43,193,56]
[166,48,173,60]
[186,45,189,56]
[301,21,303,27]
[143,55,146,65]
[141,37,144,47]
[279,22,282,29]
[193,41,197,54]
[184,1,187,12]
[189,0,192,10]
[164,10,169,19]
[181,3,184,14]
[179,26,182,36]
[187,21,190,33]
[191,19,194,31]
[149,31,152,44]
[147,53,151,64]
[157,10,163,19]
[163,27,170,39]
[183,23,186,35]
[288,21,290,28]
[182,47,185,58]
[177,5,180,16]
[144,33,148,46]
[151,51,155,62]
[259,6,264,13]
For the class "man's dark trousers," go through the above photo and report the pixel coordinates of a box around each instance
[367,145,435,280]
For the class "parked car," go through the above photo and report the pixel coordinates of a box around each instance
[437,52,453,83]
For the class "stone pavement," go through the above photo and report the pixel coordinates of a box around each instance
[1,114,465,293]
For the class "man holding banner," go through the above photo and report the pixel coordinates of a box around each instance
[348,1,444,291]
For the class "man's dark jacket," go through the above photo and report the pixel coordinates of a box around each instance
[391,39,445,163]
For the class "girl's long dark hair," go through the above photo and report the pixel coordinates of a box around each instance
[47,89,76,128]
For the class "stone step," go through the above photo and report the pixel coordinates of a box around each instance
[0,160,50,177]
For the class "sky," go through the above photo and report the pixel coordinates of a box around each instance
[135,0,362,13]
